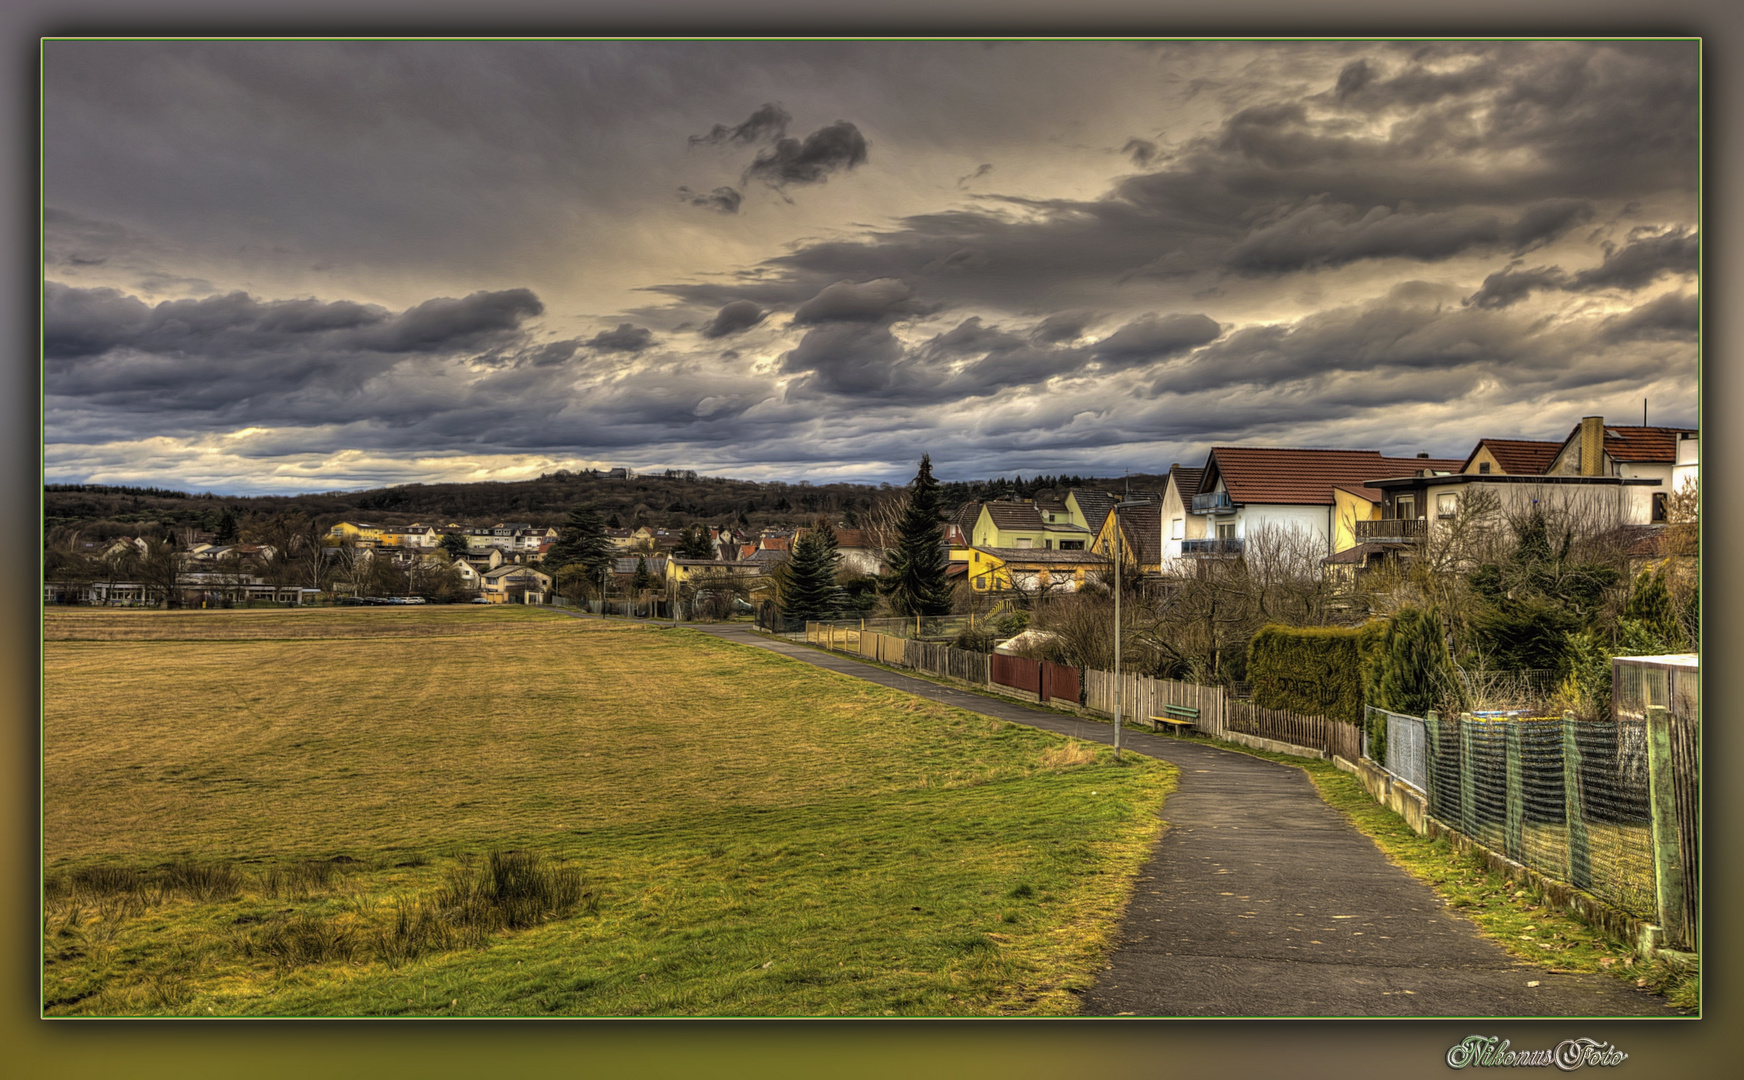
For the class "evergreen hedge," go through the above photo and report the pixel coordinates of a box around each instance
[1247,622,1385,727]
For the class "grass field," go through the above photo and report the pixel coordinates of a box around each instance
[42,607,1175,1016]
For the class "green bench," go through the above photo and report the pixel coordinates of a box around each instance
[1150,704,1199,735]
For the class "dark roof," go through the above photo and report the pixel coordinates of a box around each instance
[975,547,1110,565]
[983,502,1046,529]
[1165,466,1204,505]
[1462,438,1563,475]
[1067,489,1117,534]
[1113,503,1162,565]
[1205,447,1462,506]
[952,502,985,533]
[611,556,666,574]
[747,549,789,564]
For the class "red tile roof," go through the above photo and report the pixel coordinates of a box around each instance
[1462,438,1564,475]
[983,502,1046,529]
[1205,448,1462,506]
[1113,503,1162,565]
[1167,465,1205,504]
[1600,425,1695,464]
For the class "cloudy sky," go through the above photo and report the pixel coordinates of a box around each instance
[42,39,1699,495]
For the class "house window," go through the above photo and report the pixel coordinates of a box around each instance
[1395,495,1416,519]
[1014,537,1033,548]
[1652,492,1668,523]
[1478,462,1491,475]
[1216,521,1236,540]
[1437,493,1458,519]
[1170,517,1184,540]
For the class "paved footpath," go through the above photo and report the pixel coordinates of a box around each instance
[676,623,1677,1018]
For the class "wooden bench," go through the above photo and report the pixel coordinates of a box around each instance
[1150,704,1200,735]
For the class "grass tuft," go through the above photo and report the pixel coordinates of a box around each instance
[243,914,360,967]
[162,860,242,902]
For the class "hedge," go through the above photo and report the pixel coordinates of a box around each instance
[1247,622,1385,727]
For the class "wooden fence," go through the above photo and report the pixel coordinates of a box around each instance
[1084,670,1228,737]
[1226,700,1362,761]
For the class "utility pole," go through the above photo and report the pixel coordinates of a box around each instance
[1112,494,1122,762]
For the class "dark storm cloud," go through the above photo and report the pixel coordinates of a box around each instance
[1464,264,1572,310]
[700,300,767,339]
[920,317,1026,356]
[690,102,791,146]
[585,323,655,352]
[780,322,904,395]
[1599,291,1698,343]
[744,121,869,188]
[677,185,743,214]
[1121,139,1157,166]
[1031,311,1097,344]
[44,282,542,361]
[791,278,926,324]
[1223,198,1593,275]
[1465,227,1700,308]
[1091,313,1223,366]
[1569,226,1699,290]
[1333,59,1374,100]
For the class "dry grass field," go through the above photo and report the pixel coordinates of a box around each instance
[43,606,1174,1016]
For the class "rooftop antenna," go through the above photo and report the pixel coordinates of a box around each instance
[1644,397,1648,427]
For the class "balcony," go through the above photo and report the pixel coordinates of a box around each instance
[1181,538,1244,557]
[1355,518,1428,544]
[1191,491,1235,514]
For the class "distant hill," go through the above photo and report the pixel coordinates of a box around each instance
[44,468,1178,546]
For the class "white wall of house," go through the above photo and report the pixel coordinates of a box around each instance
[1230,503,1335,555]
[1157,478,1208,573]
[1421,479,1658,537]
[1672,433,1699,495]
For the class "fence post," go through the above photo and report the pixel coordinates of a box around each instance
[1504,719,1524,860]
[1459,713,1476,837]
[1563,710,1592,891]
[1424,711,1439,817]
[1645,704,1686,947]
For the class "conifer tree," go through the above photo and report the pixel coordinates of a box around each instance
[632,556,656,593]
[881,455,954,617]
[543,505,614,582]
[783,519,843,622]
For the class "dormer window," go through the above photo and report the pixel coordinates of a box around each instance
[1478,462,1491,475]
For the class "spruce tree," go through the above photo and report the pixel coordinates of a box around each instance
[882,455,954,617]
[783,518,844,622]
[544,505,614,581]
[675,525,714,559]
[632,556,656,593]
[1377,606,1453,717]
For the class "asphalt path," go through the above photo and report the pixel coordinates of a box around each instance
[592,616,1677,1017]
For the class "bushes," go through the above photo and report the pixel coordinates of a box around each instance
[1246,622,1383,727]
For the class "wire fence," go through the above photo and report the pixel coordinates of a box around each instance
[1371,707,1693,949]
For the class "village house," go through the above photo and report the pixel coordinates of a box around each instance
[965,546,1109,594]
[480,565,552,604]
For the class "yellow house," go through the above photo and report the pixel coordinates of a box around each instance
[481,565,552,604]
[967,547,1107,593]
[1089,503,1162,575]
[1330,483,1383,554]
[970,502,1092,551]
[664,558,762,589]
[325,521,382,547]
[1064,490,1117,536]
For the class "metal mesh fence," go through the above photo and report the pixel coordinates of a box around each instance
[1368,707,1427,792]
[1413,712,1661,925]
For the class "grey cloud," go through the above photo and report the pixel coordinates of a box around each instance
[701,300,767,338]
[1334,59,1374,99]
[1121,139,1157,167]
[690,102,791,146]
[957,163,993,187]
[367,289,544,353]
[1600,291,1698,343]
[585,323,655,352]
[1502,198,1594,252]
[1466,227,1699,308]
[780,322,904,395]
[1465,264,1570,309]
[1091,313,1222,365]
[1225,199,1591,276]
[677,185,743,214]
[791,278,922,324]
[1569,227,1698,290]
[1031,311,1096,344]
[922,316,1025,356]
[744,120,868,188]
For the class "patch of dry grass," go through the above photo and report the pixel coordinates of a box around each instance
[43,607,1176,1016]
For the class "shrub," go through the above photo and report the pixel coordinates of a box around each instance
[243,914,359,967]
[1246,622,1382,726]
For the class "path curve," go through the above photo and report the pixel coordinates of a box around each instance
[618,619,1676,1017]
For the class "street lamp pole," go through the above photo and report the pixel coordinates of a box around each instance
[1113,505,1122,761]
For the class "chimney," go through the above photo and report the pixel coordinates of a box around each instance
[1416,452,1429,458]
[1580,416,1605,477]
